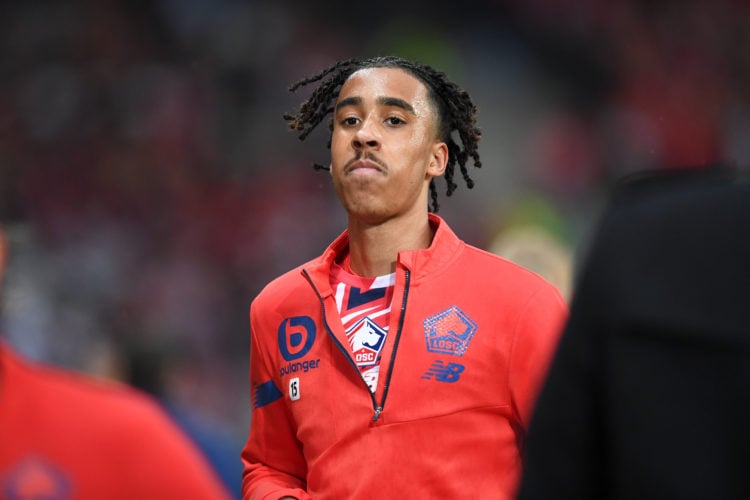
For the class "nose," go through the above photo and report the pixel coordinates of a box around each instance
[352,117,380,150]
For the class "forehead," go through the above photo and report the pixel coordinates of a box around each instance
[338,67,431,105]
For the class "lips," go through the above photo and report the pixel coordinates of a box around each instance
[345,156,386,174]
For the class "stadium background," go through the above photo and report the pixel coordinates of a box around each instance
[1,0,747,496]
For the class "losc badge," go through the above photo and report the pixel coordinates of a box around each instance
[423,306,478,356]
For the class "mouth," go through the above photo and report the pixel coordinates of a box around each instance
[345,155,386,175]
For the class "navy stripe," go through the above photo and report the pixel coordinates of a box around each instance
[347,286,387,309]
[253,380,283,409]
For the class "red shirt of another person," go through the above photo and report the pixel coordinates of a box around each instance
[0,341,231,500]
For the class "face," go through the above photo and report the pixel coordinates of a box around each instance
[330,67,448,224]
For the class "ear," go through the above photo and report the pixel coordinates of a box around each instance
[427,141,448,179]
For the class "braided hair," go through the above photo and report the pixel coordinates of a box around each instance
[283,56,482,213]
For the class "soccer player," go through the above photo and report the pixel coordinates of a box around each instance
[241,56,567,499]
[0,227,231,499]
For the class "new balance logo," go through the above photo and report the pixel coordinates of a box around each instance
[421,360,465,383]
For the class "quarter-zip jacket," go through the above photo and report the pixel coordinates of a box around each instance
[241,214,567,500]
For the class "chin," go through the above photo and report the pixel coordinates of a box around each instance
[346,204,392,225]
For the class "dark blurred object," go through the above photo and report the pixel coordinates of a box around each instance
[610,162,741,205]
[518,166,750,499]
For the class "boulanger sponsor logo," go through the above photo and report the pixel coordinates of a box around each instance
[280,358,320,377]
[421,360,465,383]
[278,316,316,361]
[277,316,321,380]
[346,317,386,367]
[423,306,478,356]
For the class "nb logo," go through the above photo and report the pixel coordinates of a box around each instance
[421,360,465,383]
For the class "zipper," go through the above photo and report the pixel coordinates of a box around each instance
[302,267,412,422]
[373,268,410,421]
[303,269,379,411]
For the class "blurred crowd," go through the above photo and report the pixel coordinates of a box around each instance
[1,0,749,496]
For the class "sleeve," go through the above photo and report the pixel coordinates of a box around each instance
[507,281,568,432]
[241,301,310,500]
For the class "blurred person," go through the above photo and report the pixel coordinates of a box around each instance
[517,167,750,499]
[489,196,575,301]
[0,226,231,499]
[241,56,567,499]
[491,225,573,301]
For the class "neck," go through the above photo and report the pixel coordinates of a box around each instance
[346,211,434,277]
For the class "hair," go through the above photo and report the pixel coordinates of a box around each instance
[283,55,482,213]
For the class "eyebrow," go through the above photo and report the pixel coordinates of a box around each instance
[335,96,416,115]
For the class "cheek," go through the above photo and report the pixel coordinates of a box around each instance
[402,124,437,155]
[401,137,436,171]
[330,129,350,153]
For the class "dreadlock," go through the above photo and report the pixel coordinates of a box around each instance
[283,56,482,213]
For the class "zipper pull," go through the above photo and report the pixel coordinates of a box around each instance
[372,406,383,422]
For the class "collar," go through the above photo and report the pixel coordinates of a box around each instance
[305,213,464,290]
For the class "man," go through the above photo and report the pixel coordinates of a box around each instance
[0,228,231,499]
[517,167,750,499]
[241,56,567,499]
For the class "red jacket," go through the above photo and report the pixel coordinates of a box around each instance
[242,215,567,499]
[0,342,230,500]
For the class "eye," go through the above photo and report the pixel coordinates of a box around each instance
[385,116,405,126]
[340,116,359,127]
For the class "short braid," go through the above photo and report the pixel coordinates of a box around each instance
[284,56,482,212]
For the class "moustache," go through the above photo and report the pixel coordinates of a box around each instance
[344,153,388,171]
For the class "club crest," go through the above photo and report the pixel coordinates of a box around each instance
[424,306,478,356]
[347,317,387,366]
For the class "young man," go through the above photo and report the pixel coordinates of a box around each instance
[241,56,567,499]
[0,228,231,499]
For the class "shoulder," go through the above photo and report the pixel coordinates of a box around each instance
[252,260,316,309]
[462,242,561,294]
[433,215,561,290]
[1,346,229,499]
[4,347,192,444]
[605,167,750,235]
[584,168,750,277]
[23,356,174,431]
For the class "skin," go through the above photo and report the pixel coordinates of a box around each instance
[330,67,448,277]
